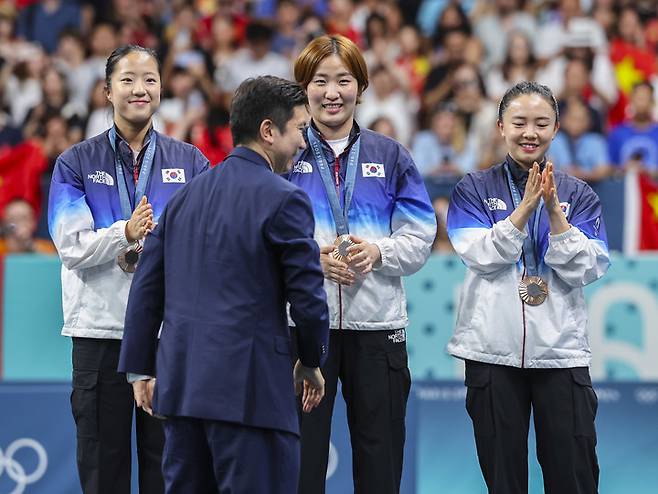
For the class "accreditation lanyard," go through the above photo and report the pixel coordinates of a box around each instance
[108,126,157,220]
[307,127,361,236]
[504,163,543,276]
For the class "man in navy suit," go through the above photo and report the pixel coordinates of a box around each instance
[118,76,329,494]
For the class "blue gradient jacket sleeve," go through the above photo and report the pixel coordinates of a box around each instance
[447,174,527,278]
[544,183,610,287]
[49,153,132,270]
[372,146,437,277]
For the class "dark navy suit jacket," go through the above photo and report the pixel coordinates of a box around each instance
[118,146,329,435]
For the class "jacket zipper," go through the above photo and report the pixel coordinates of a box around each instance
[334,155,343,330]
[520,267,527,368]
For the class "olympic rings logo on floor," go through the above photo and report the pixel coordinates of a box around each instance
[0,438,48,494]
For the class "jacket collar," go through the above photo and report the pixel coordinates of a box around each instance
[307,119,361,157]
[112,126,155,167]
[505,154,546,187]
[229,145,272,170]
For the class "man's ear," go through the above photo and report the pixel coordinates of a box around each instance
[106,87,113,105]
[260,119,274,145]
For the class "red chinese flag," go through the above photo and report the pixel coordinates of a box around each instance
[638,173,658,251]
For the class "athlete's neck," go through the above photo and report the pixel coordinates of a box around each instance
[114,118,152,153]
[314,119,353,141]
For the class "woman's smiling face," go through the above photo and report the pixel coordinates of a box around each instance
[498,93,559,169]
[306,54,359,140]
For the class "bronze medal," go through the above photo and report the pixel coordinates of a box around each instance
[118,244,143,273]
[518,276,548,306]
[332,234,354,262]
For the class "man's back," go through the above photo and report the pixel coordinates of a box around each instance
[122,146,328,435]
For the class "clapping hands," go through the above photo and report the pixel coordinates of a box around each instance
[511,161,569,234]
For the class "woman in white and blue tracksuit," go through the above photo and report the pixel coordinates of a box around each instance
[48,45,208,494]
[447,81,610,494]
[290,35,436,494]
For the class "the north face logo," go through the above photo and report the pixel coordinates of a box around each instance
[87,171,114,186]
[293,161,313,173]
[485,198,507,211]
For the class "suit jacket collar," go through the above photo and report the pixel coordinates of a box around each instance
[229,145,272,170]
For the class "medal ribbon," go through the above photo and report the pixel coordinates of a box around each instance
[504,163,543,276]
[108,126,157,220]
[307,127,361,236]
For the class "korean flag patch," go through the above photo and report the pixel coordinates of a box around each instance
[162,168,186,183]
[362,162,385,178]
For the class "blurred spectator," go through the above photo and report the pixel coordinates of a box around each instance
[16,0,81,54]
[0,107,22,149]
[429,2,472,51]
[363,11,390,52]
[608,7,657,126]
[189,97,233,166]
[536,32,617,112]
[368,115,398,140]
[380,1,404,40]
[362,12,399,69]
[549,97,612,182]
[486,30,538,102]
[54,29,95,108]
[553,58,606,134]
[251,0,328,18]
[395,24,430,97]
[295,11,327,52]
[416,0,477,38]
[325,0,361,45]
[592,0,617,42]
[351,0,380,35]
[111,0,161,49]
[209,14,238,89]
[450,63,497,168]
[534,0,607,63]
[75,22,119,106]
[23,66,85,143]
[411,102,476,183]
[474,0,536,70]
[358,64,416,146]
[163,3,205,72]
[220,21,291,92]
[0,198,55,255]
[0,4,22,64]
[159,66,206,131]
[608,82,658,178]
[36,111,78,168]
[271,0,301,58]
[1,46,45,126]
[84,78,112,139]
[610,6,656,95]
[422,27,471,111]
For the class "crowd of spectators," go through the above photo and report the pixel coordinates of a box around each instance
[0,0,657,252]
